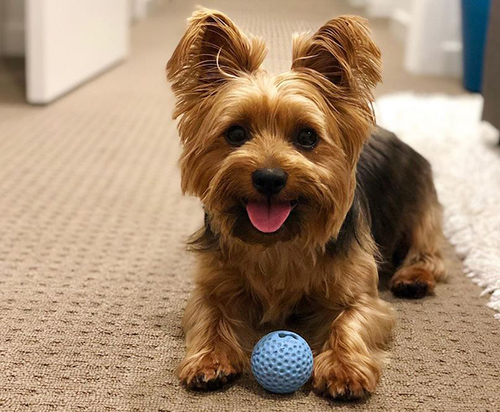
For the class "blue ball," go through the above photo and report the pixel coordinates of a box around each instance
[251,331,313,394]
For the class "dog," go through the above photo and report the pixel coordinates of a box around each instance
[166,9,446,399]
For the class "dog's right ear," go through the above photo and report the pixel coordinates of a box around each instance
[166,9,266,118]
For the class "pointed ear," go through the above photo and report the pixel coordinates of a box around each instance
[291,16,381,94]
[166,9,266,116]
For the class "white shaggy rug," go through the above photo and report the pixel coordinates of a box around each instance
[375,94,500,320]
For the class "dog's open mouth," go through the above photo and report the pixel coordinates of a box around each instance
[246,199,298,233]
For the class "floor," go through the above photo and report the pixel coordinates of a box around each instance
[0,1,498,411]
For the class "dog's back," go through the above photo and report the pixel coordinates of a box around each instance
[357,128,446,296]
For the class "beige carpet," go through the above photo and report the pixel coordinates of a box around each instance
[0,1,499,411]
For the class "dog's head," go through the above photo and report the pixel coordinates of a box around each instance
[167,9,381,248]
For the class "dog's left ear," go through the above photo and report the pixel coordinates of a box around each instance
[167,9,266,118]
[291,16,381,95]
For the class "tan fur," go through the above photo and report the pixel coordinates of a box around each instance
[390,196,446,298]
[164,9,438,400]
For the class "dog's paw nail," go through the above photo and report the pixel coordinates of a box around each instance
[180,354,241,391]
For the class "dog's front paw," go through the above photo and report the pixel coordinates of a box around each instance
[312,350,380,400]
[178,350,242,390]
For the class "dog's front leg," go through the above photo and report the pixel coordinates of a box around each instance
[311,292,394,400]
[177,270,253,390]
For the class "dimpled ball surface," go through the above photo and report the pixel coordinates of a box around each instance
[251,331,313,394]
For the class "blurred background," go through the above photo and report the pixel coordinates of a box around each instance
[0,0,497,104]
[0,1,497,100]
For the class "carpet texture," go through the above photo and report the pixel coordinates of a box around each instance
[376,94,500,319]
[0,1,499,411]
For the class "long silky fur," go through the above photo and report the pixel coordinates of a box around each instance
[167,9,444,399]
[166,9,267,123]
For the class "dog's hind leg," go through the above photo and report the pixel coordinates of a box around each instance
[389,194,446,299]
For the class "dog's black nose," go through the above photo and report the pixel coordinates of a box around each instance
[252,168,288,196]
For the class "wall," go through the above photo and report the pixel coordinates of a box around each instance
[482,0,500,132]
[404,0,462,77]
[0,2,2,56]
[130,0,161,22]
[350,0,462,77]
[0,0,156,58]
[0,0,25,57]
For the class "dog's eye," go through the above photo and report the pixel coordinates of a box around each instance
[295,128,318,149]
[225,125,248,146]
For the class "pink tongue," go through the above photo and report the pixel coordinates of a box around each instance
[246,201,292,233]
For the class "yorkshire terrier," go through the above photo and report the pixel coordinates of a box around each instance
[166,9,446,399]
